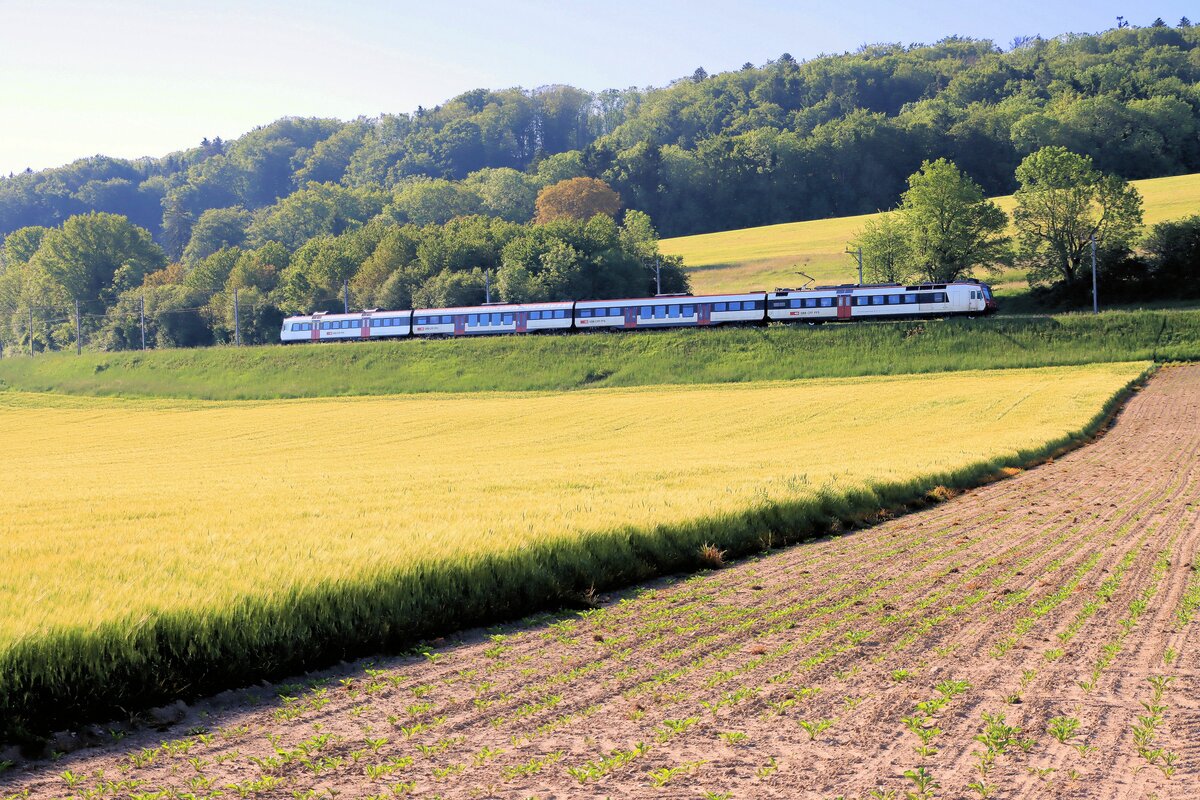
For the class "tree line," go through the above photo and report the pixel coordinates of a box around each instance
[0,179,686,353]
[3,20,1200,252]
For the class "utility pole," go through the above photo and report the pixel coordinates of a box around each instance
[29,306,34,357]
[655,257,661,295]
[845,247,863,285]
[75,299,81,355]
[484,269,491,304]
[139,294,146,350]
[1090,235,1099,314]
[343,279,349,314]
[233,288,241,347]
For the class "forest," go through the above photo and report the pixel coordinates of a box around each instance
[1,20,1199,350]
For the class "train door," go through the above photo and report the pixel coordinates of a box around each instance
[311,321,320,341]
[836,292,852,320]
[698,304,712,326]
[515,311,528,333]
[360,318,370,339]
[453,315,466,336]
[623,307,638,329]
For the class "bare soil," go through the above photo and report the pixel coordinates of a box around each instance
[5,365,1200,800]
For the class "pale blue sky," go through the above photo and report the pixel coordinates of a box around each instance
[0,0,1192,175]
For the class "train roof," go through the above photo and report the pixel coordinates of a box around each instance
[770,279,990,294]
[412,300,574,315]
[576,291,764,306]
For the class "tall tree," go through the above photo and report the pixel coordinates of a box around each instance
[1013,146,1143,289]
[31,212,166,308]
[534,177,621,224]
[899,158,1010,282]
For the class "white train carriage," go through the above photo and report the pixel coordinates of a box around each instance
[765,281,995,323]
[411,301,573,337]
[281,310,413,343]
[574,292,766,330]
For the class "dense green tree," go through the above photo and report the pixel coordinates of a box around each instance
[95,282,214,350]
[184,246,242,291]
[851,212,916,283]
[31,212,166,309]
[463,168,538,222]
[385,178,482,226]
[182,206,251,264]
[1142,215,1200,296]
[0,226,49,268]
[228,242,289,292]
[898,159,1010,281]
[1013,147,1144,290]
[247,183,385,249]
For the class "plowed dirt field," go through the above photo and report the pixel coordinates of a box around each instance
[5,366,1200,800]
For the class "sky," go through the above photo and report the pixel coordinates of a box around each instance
[0,0,1194,176]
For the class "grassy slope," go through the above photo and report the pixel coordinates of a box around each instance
[661,172,1200,295]
[0,310,1195,400]
[0,362,1150,740]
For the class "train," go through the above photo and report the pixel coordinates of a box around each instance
[280,280,997,343]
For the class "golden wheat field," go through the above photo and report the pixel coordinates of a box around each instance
[0,362,1147,649]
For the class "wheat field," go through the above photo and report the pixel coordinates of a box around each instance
[0,362,1148,734]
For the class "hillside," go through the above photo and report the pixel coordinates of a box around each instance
[662,171,1200,296]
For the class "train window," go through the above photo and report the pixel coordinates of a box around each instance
[578,309,590,318]
[887,295,900,304]
[819,297,832,307]
[468,314,478,325]
[652,306,664,318]
[502,314,513,324]
[936,293,947,303]
[713,302,726,311]
[667,305,680,318]
[904,294,916,304]
[770,300,786,309]
[787,299,799,308]
[872,296,884,305]
[731,301,743,311]
[681,305,693,315]
[640,306,651,317]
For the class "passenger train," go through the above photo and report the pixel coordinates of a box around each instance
[281,280,997,343]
